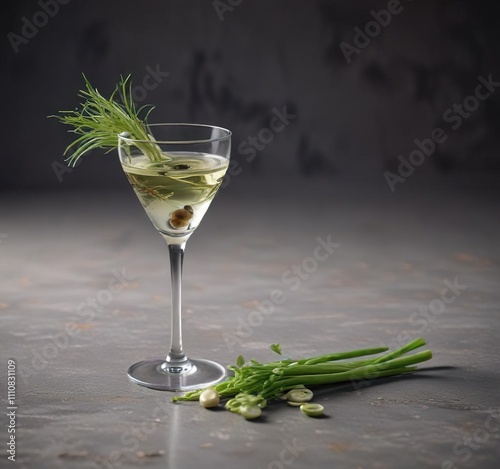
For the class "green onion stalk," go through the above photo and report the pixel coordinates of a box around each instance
[172,337,432,403]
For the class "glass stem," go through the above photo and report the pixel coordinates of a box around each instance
[166,242,190,370]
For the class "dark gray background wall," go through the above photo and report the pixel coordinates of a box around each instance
[2,0,500,191]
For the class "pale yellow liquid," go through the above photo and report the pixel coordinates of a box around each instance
[122,153,228,236]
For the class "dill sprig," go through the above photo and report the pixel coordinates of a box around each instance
[51,74,166,167]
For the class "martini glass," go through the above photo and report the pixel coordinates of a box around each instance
[118,123,231,391]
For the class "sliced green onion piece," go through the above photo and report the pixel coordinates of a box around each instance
[287,389,313,403]
[239,405,262,420]
[287,401,303,407]
[300,403,324,417]
[225,398,241,413]
[244,395,264,406]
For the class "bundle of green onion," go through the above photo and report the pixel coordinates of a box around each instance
[172,338,432,419]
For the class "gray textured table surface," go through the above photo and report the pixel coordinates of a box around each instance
[1,174,499,469]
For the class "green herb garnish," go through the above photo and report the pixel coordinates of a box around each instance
[172,337,433,420]
[51,74,165,167]
[270,343,282,355]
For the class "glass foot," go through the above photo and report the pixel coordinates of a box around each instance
[127,358,227,391]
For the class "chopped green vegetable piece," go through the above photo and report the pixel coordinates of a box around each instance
[236,355,245,368]
[270,343,282,355]
[224,398,242,413]
[300,404,324,417]
[287,389,313,403]
[224,393,266,413]
[239,405,262,420]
